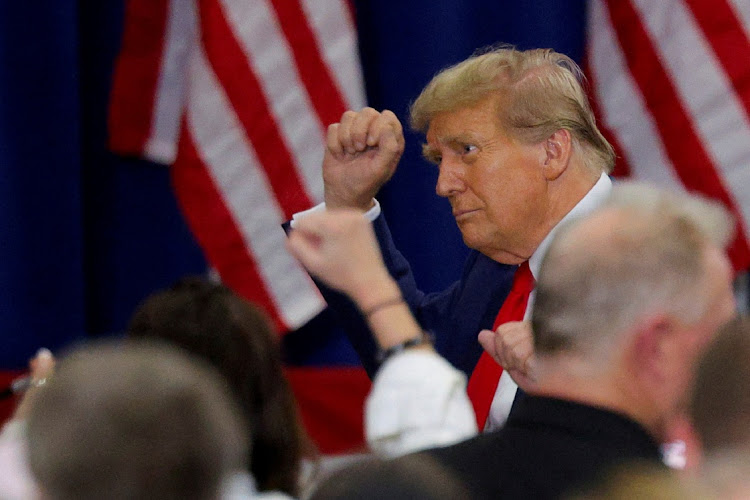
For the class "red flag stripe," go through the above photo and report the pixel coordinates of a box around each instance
[0,370,23,427]
[605,0,750,270]
[173,125,287,331]
[108,0,170,156]
[299,0,367,111]
[269,0,350,129]
[285,366,371,454]
[685,0,750,128]
[198,0,313,219]
[342,0,357,28]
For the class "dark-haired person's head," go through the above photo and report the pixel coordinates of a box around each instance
[691,316,750,456]
[27,341,247,500]
[127,277,308,496]
[309,455,471,500]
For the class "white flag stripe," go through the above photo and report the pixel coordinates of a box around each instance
[300,0,367,111]
[588,0,685,190]
[219,0,326,203]
[631,0,750,232]
[144,0,196,164]
[187,48,326,329]
[727,0,750,40]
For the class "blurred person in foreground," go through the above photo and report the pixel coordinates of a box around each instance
[690,316,750,458]
[308,455,471,500]
[689,316,750,498]
[127,278,310,497]
[0,280,308,499]
[565,463,717,500]
[287,183,737,498]
[25,341,250,500]
[0,348,55,499]
[126,276,476,491]
[292,45,616,431]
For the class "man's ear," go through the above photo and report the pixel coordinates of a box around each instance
[631,314,678,382]
[542,129,572,181]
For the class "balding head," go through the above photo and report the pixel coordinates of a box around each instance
[528,183,736,438]
[532,183,735,359]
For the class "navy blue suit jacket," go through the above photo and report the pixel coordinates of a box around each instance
[312,212,516,378]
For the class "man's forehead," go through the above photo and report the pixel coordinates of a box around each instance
[427,104,505,144]
[424,130,477,146]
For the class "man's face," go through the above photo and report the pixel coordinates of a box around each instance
[424,95,548,264]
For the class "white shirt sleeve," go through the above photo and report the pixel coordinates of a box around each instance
[365,350,478,458]
[0,420,39,500]
[290,200,381,228]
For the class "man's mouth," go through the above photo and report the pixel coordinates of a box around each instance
[453,209,479,219]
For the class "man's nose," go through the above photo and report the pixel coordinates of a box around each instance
[435,161,466,198]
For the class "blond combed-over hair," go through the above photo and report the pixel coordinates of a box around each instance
[410,46,615,174]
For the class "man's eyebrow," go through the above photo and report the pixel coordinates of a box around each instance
[443,133,476,144]
[422,143,440,163]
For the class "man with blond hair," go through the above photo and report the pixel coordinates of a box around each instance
[294,46,615,429]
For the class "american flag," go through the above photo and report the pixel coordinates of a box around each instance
[588,0,750,272]
[109,0,366,333]
[109,0,369,454]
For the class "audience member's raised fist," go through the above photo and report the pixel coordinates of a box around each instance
[287,210,396,308]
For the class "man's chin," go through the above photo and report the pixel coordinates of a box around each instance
[460,233,497,260]
[461,235,527,265]
[458,231,481,251]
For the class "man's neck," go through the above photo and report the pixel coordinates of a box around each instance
[521,166,605,270]
[530,358,663,440]
[543,164,601,239]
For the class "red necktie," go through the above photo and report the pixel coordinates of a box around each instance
[467,261,535,429]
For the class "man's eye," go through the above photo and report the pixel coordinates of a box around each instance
[462,144,477,154]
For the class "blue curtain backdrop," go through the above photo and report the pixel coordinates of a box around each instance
[0,1,588,370]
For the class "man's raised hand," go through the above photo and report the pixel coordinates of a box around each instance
[323,108,405,211]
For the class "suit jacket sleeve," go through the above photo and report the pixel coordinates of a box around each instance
[287,212,516,378]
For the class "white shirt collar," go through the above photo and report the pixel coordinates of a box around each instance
[527,172,613,280]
